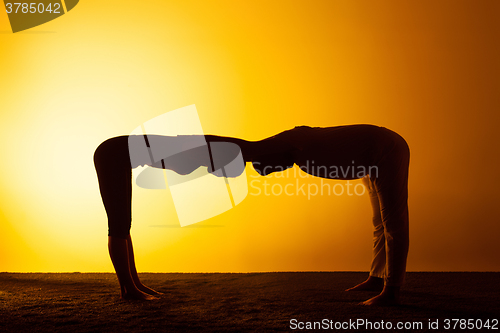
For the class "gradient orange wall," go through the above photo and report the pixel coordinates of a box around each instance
[0,0,499,272]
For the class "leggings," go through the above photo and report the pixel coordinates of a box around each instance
[94,136,132,239]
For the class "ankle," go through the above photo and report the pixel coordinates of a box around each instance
[381,285,400,299]
[368,276,384,282]
[367,276,384,286]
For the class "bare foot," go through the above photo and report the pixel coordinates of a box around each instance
[121,289,159,301]
[361,286,400,306]
[138,284,163,296]
[345,276,384,292]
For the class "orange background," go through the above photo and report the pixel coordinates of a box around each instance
[0,1,499,272]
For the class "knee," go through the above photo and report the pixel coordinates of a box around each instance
[108,221,131,239]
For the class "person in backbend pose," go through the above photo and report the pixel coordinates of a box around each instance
[94,124,410,305]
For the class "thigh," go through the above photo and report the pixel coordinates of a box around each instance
[94,136,132,238]
[371,138,410,231]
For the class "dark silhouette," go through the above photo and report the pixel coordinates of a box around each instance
[94,124,409,305]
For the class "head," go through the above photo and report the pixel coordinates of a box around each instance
[252,152,294,176]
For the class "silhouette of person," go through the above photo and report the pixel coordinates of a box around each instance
[94,124,409,305]
[247,125,410,306]
[93,135,245,300]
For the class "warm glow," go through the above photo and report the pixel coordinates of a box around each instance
[0,1,499,272]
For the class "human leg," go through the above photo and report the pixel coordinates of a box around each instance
[94,136,158,300]
[126,235,162,296]
[346,175,385,292]
[108,236,156,300]
[374,149,409,288]
[366,175,387,280]
[363,136,410,305]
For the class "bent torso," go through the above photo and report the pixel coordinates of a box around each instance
[275,125,403,180]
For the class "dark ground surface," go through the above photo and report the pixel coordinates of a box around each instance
[0,272,498,332]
